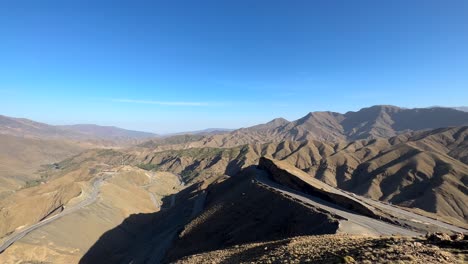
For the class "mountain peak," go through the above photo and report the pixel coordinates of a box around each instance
[267,117,289,125]
[359,105,402,113]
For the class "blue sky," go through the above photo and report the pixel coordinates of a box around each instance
[1,1,467,133]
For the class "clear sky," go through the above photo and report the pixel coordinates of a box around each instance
[1,1,467,133]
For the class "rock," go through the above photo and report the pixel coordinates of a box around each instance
[342,255,355,263]
[426,232,451,242]
[413,242,422,247]
[450,233,464,241]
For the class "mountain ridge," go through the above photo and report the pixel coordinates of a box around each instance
[188,105,468,147]
[0,115,158,142]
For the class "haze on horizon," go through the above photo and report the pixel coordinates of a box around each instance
[1,1,468,133]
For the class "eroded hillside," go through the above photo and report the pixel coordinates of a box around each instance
[132,126,468,225]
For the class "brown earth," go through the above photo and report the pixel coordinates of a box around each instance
[0,108,466,263]
[0,134,84,197]
[0,165,182,263]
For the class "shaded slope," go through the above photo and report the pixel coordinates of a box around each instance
[165,167,340,262]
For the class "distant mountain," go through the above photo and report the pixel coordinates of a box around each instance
[191,105,468,147]
[0,115,157,142]
[0,115,82,139]
[427,105,468,112]
[453,106,468,112]
[166,128,234,136]
[58,124,157,140]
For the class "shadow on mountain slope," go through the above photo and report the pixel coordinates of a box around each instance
[79,183,203,264]
[80,166,341,263]
[164,166,340,262]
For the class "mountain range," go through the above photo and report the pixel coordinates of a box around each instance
[0,105,467,263]
[151,105,468,148]
[0,115,158,142]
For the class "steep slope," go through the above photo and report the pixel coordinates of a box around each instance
[167,158,465,262]
[164,168,340,262]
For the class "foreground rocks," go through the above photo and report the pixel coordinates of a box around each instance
[175,234,466,264]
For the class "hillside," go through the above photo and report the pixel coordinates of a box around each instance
[0,158,183,263]
[164,168,340,261]
[132,126,468,225]
[0,134,84,197]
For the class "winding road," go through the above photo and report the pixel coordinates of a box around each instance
[0,172,114,254]
[346,191,468,233]
[254,168,468,235]
[254,169,422,236]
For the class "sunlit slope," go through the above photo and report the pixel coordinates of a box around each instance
[0,134,84,196]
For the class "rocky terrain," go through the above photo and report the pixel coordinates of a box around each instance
[0,105,467,263]
[131,126,468,225]
[175,234,466,264]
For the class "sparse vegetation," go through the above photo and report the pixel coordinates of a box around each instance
[138,134,205,148]
[137,163,160,171]
[22,179,45,189]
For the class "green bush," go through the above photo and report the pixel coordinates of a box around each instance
[137,163,160,171]
[22,179,44,189]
